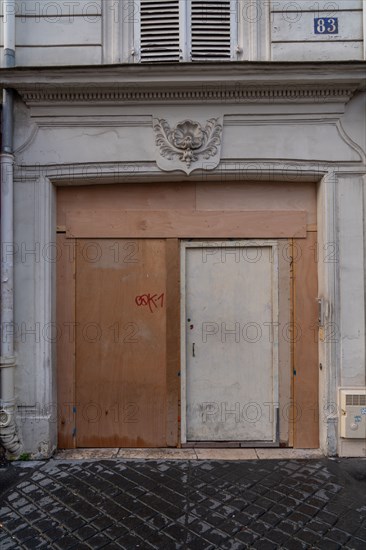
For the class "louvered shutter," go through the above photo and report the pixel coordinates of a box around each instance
[140,0,181,62]
[190,0,232,60]
[138,0,235,63]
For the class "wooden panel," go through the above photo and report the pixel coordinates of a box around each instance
[67,210,307,238]
[196,182,317,225]
[278,241,292,446]
[293,232,319,448]
[57,183,197,226]
[56,234,76,449]
[75,239,167,447]
[166,239,180,447]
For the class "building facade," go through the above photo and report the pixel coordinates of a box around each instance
[0,0,366,458]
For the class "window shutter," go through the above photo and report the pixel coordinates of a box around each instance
[190,0,232,61]
[140,0,181,62]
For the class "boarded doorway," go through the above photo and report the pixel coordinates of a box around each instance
[56,182,319,449]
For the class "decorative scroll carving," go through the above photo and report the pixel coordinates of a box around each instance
[153,118,223,174]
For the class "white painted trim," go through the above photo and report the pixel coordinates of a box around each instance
[32,176,57,454]
[133,0,141,62]
[180,240,280,445]
[103,0,135,63]
[317,172,340,456]
[363,0,366,59]
[180,243,188,444]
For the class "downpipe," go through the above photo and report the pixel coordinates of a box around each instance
[0,0,22,456]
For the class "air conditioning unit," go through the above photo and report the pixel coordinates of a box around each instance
[339,389,366,439]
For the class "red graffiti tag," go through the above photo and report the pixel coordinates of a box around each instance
[135,293,165,313]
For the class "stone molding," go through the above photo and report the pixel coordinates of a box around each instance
[153,118,223,174]
[18,85,358,106]
[1,62,365,107]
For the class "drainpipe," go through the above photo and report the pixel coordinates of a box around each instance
[0,0,21,455]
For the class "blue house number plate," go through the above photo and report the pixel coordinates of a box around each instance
[314,18,338,34]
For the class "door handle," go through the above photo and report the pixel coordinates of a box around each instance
[192,343,195,357]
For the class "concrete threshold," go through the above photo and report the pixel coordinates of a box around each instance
[54,448,324,461]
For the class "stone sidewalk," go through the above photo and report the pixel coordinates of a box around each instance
[0,456,365,549]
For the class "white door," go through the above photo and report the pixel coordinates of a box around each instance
[182,242,279,442]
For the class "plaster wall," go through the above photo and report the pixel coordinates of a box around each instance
[0,0,365,66]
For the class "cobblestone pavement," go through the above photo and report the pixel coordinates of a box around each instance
[0,458,365,549]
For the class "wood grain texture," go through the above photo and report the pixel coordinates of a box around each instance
[57,183,197,226]
[293,232,319,448]
[166,239,180,447]
[66,210,307,239]
[75,239,167,447]
[196,182,317,225]
[56,234,76,449]
[278,241,291,446]
[57,182,316,226]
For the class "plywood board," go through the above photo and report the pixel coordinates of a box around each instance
[56,234,76,449]
[166,239,180,447]
[66,210,307,239]
[75,239,167,447]
[293,232,319,448]
[278,240,292,446]
[196,182,317,225]
[57,183,197,226]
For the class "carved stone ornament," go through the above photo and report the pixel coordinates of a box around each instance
[153,117,223,174]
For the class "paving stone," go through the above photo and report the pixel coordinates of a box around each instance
[85,532,112,548]
[316,509,339,525]
[22,538,50,549]
[73,524,99,541]
[2,516,29,533]
[252,538,278,550]
[218,518,243,535]
[282,538,308,550]
[52,534,81,549]
[313,538,341,549]
[0,457,365,549]
[276,519,300,536]
[345,537,366,550]
[13,525,40,543]
[200,528,229,545]
[265,527,290,545]
[296,503,319,517]
[306,519,329,535]
[235,528,260,545]
[220,540,246,550]
[43,525,68,542]
[326,527,351,545]
[0,536,19,550]
[295,527,322,545]
[287,511,310,527]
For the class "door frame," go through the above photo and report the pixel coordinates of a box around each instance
[180,240,280,445]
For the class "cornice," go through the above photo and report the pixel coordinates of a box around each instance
[1,62,365,106]
[19,85,357,106]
